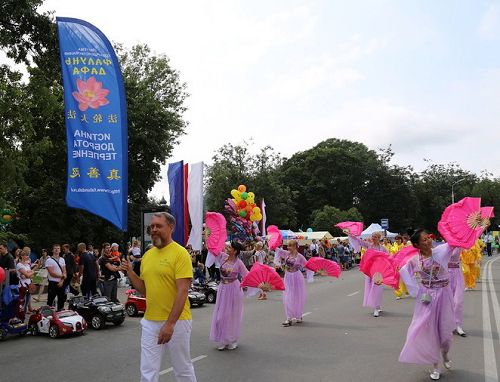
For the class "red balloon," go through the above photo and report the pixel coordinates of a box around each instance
[0,267,5,283]
[238,200,247,209]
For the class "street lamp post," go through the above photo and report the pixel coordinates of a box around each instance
[451,178,466,204]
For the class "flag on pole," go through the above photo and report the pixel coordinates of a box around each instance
[187,162,204,251]
[56,17,128,230]
[168,161,185,244]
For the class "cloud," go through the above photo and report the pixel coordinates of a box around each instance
[478,3,500,40]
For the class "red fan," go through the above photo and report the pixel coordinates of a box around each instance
[205,212,227,255]
[438,197,492,249]
[267,225,283,250]
[359,249,399,289]
[305,257,341,278]
[240,262,285,291]
[335,221,363,236]
[392,246,419,268]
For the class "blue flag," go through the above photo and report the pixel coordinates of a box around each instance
[167,161,186,245]
[56,17,128,231]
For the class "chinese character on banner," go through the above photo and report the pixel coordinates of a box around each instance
[93,113,103,123]
[87,167,100,178]
[69,168,80,178]
[67,110,77,119]
[80,114,88,123]
[108,114,118,123]
[107,169,121,180]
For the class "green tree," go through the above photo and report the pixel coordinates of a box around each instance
[1,3,188,247]
[310,205,363,232]
[205,143,296,228]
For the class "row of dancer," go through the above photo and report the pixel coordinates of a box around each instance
[209,239,308,350]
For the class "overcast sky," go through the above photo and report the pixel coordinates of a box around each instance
[38,0,500,198]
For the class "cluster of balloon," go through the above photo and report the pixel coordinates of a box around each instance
[224,185,263,240]
[0,208,16,228]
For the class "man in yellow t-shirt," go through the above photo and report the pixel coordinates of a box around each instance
[124,212,197,382]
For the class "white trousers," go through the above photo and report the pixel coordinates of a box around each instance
[140,319,197,382]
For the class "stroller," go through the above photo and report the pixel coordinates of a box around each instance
[0,281,29,340]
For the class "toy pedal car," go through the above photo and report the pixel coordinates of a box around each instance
[68,295,125,330]
[28,306,87,338]
[125,289,146,317]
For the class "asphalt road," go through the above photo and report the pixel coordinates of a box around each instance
[2,254,500,382]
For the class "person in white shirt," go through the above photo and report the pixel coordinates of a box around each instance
[45,244,67,310]
[309,240,319,257]
[484,232,494,257]
[16,248,39,320]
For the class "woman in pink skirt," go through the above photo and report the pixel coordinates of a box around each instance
[447,249,466,337]
[349,232,388,317]
[399,229,457,380]
[274,240,307,327]
[209,241,248,351]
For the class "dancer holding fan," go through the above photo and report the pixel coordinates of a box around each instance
[274,239,307,327]
[209,241,248,351]
[398,197,493,380]
[348,231,388,317]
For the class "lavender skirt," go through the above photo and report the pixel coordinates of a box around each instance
[283,271,306,319]
[209,280,244,345]
[399,285,455,365]
[363,275,383,309]
[448,268,464,326]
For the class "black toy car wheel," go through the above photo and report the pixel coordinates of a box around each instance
[113,317,125,326]
[126,304,138,317]
[30,323,39,336]
[49,325,59,339]
[90,314,106,330]
[0,328,7,341]
[206,292,216,303]
[197,302,205,307]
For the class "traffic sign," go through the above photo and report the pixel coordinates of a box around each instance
[380,218,389,229]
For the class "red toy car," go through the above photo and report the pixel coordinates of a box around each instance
[28,305,87,338]
[125,289,146,316]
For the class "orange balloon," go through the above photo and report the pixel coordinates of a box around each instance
[238,185,247,193]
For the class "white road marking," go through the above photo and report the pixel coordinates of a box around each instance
[160,355,207,376]
[487,257,500,349]
[482,257,498,382]
[347,291,360,297]
[302,312,312,317]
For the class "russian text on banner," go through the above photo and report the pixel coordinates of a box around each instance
[56,17,128,230]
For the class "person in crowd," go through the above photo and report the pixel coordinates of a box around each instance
[16,248,39,320]
[129,240,142,276]
[78,242,98,297]
[399,229,458,381]
[336,239,346,270]
[193,263,206,284]
[483,231,494,257]
[98,242,121,302]
[45,244,67,311]
[309,239,319,257]
[252,242,266,265]
[391,235,409,300]
[122,212,197,382]
[110,243,121,262]
[32,248,49,302]
[274,239,307,327]
[209,241,249,350]
[461,240,483,290]
[0,242,16,287]
[349,232,388,317]
[62,244,78,295]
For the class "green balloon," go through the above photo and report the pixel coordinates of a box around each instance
[241,192,248,200]
[239,210,247,218]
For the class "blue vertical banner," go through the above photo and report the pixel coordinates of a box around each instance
[168,161,186,244]
[56,17,128,231]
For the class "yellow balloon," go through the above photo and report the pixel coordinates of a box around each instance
[250,214,259,222]
[248,192,255,198]
[247,196,255,205]
[231,189,241,201]
[252,207,261,214]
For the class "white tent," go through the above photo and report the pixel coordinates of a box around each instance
[361,223,398,239]
[293,231,334,245]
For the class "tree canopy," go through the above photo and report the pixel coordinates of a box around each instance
[0,2,188,247]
